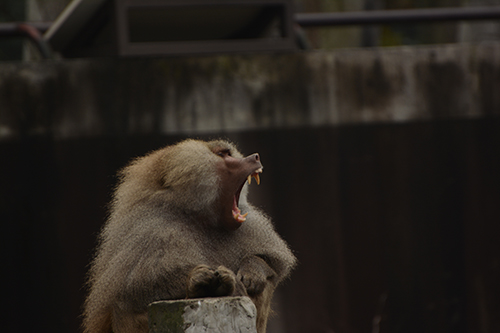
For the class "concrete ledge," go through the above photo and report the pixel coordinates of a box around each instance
[148,297,257,333]
[1,42,500,139]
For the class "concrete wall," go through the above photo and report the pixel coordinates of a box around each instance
[1,43,500,333]
[1,42,500,140]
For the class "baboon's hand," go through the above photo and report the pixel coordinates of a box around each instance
[237,256,277,296]
[186,265,237,298]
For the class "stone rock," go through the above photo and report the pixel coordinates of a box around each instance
[148,296,257,333]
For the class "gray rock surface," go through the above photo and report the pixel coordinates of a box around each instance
[148,297,257,333]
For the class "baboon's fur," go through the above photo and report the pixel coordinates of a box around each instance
[83,139,296,333]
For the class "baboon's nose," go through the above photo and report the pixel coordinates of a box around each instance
[250,153,260,162]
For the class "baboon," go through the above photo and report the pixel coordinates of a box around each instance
[83,139,296,333]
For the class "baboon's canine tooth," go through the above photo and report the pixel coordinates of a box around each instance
[247,175,252,185]
[253,173,260,185]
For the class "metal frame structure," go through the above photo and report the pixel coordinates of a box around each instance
[114,0,295,56]
[39,0,295,58]
[2,5,500,58]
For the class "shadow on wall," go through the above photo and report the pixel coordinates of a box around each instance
[1,118,500,333]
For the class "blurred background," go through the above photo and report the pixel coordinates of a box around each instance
[1,1,499,332]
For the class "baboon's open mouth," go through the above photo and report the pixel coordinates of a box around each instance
[232,168,263,223]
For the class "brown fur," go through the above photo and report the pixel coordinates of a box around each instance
[82,139,296,333]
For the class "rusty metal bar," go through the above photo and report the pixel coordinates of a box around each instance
[0,22,51,36]
[0,22,53,59]
[295,6,500,27]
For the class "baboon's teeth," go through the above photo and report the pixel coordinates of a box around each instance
[233,210,248,222]
[247,168,262,186]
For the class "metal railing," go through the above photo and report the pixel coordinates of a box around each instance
[295,6,500,27]
[1,6,500,58]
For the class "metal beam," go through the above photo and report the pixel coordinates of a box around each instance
[0,22,51,37]
[295,6,500,27]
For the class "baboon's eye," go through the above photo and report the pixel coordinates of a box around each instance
[216,149,231,157]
